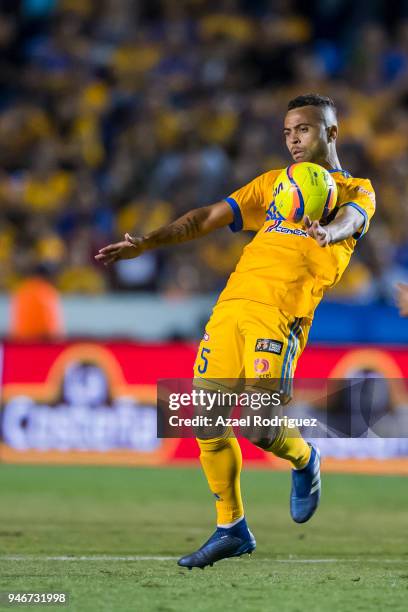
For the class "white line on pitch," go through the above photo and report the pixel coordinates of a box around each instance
[0,555,178,561]
[259,558,406,564]
[0,555,405,563]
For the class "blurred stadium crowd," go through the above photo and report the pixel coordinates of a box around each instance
[1,0,408,301]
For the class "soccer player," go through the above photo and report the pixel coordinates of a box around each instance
[96,94,376,569]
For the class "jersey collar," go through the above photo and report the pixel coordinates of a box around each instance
[328,168,352,178]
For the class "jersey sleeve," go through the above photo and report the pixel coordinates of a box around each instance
[225,171,277,232]
[337,178,376,240]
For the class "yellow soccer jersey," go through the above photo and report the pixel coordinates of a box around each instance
[218,167,376,319]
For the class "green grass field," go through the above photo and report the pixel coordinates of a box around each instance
[0,465,406,612]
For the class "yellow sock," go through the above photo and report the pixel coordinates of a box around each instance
[197,430,244,525]
[265,426,311,469]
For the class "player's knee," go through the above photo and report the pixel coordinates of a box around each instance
[247,423,282,449]
[194,427,225,440]
[250,436,275,450]
[196,431,230,450]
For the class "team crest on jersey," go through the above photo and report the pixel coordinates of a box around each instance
[255,338,283,355]
[203,331,210,341]
[266,200,285,222]
[265,199,310,236]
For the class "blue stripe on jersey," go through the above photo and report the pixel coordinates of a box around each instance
[225,197,243,232]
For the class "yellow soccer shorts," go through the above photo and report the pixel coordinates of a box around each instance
[193,299,312,396]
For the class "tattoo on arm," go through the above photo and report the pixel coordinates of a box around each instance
[145,210,205,248]
[172,216,201,242]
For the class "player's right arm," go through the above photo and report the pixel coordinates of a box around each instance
[95,200,233,265]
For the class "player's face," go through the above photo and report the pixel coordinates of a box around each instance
[283,106,335,165]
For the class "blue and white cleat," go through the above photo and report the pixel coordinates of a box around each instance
[177,518,256,569]
[290,443,321,524]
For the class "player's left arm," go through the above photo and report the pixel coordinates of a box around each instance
[304,206,365,247]
[305,179,376,247]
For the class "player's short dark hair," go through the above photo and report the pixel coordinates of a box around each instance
[287,93,337,116]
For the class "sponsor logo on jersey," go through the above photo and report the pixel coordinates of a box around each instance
[264,223,308,237]
[255,338,283,355]
[254,358,270,374]
[203,331,210,341]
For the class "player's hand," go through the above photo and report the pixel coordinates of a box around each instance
[303,215,331,247]
[396,283,408,317]
[95,233,145,265]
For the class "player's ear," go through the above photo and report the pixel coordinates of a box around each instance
[327,125,338,142]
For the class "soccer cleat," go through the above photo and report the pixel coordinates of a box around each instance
[177,519,256,569]
[290,443,321,524]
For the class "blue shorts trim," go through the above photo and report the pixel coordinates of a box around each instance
[280,317,302,397]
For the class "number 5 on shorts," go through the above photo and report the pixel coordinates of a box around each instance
[197,347,211,374]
